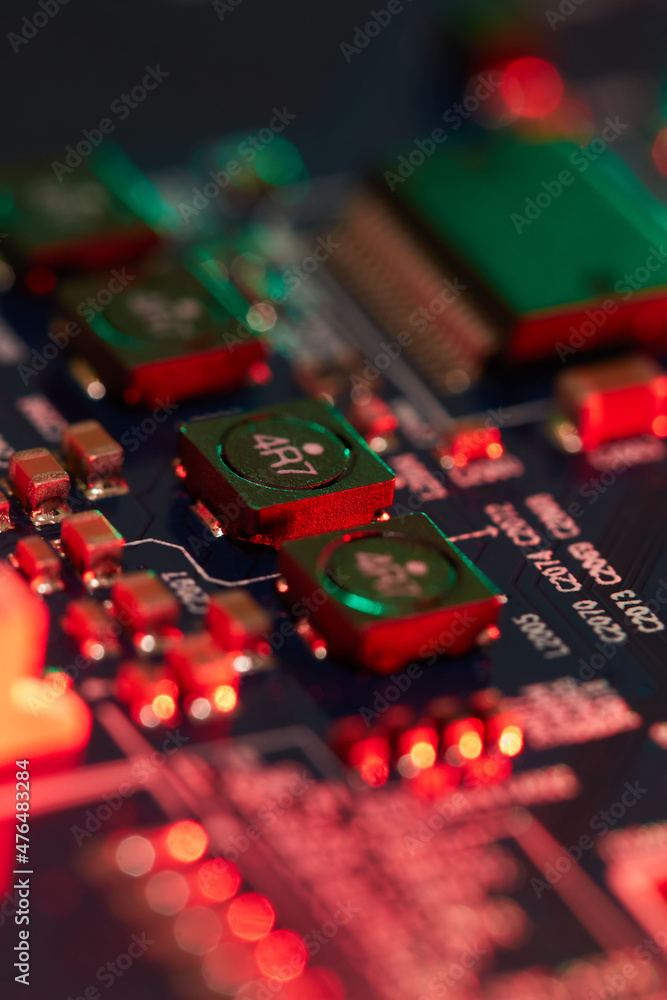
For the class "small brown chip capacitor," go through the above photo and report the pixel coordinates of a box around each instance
[166,633,238,696]
[15,535,62,592]
[61,420,126,497]
[207,590,271,651]
[9,447,70,518]
[62,597,120,658]
[61,510,124,583]
[112,571,180,635]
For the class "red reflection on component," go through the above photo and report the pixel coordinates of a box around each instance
[165,820,208,864]
[556,356,667,451]
[347,396,399,440]
[399,726,439,770]
[440,427,503,468]
[501,57,564,119]
[350,736,390,787]
[445,717,484,760]
[255,929,308,981]
[228,893,276,941]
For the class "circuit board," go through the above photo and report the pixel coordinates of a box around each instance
[2,36,667,1000]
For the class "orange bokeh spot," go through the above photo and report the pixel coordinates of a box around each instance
[197,858,241,902]
[165,820,208,864]
[255,929,308,982]
[458,730,483,760]
[152,693,176,720]
[213,684,238,713]
[652,414,667,438]
[228,893,275,941]
[452,452,468,468]
[502,57,563,119]
[486,442,504,460]
[652,128,667,177]
[498,724,524,757]
[486,625,501,641]
[410,741,437,770]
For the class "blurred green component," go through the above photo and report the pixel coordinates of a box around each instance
[386,130,667,317]
[0,153,158,269]
[57,251,264,404]
[89,143,182,236]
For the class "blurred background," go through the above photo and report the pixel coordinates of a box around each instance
[1,0,667,190]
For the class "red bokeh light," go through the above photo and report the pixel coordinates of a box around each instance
[501,57,563,119]
[165,820,209,864]
[228,892,276,941]
[255,929,308,981]
[652,414,667,437]
[197,858,241,902]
